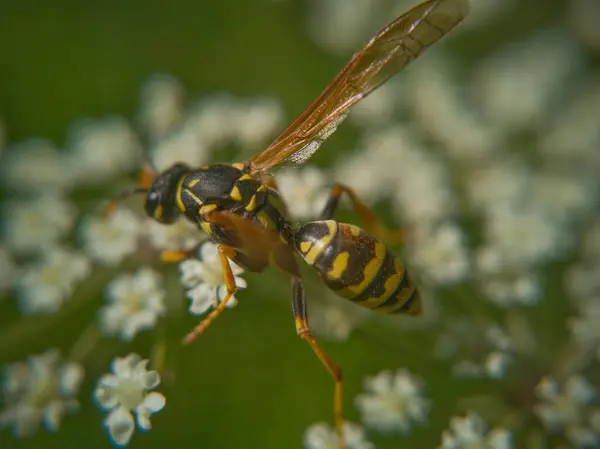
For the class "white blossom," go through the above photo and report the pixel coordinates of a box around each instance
[440,411,512,449]
[1,139,71,191]
[179,241,247,315]
[66,116,142,183]
[3,194,76,255]
[146,217,203,252]
[80,208,141,265]
[472,29,584,130]
[0,349,84,437]
[276,167,330,221]
[185,93,238,150]
[534,375,600,447]
[304,421,374,449]
[99,268,166,341]
[355,369,429,434]
[17,247,91,315]
[307,294,370,342]
[138,74,185,142]
[150,126,208,172]
[569,299,600,359]
[232,97,284,149]
[566,262,600,302]
[94,354,165,447]
[410,223,471,286]
[435,321,513,379]
[476,245,542,308]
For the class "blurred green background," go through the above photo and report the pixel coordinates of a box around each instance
[0,0,584,448]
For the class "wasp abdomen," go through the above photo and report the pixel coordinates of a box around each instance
[294,221,421,316]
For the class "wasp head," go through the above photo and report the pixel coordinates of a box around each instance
[144,163,190,223]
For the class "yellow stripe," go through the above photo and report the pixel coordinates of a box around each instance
[200,221,213,236]
[175,176,186,212]
[200,204,217,216]
[341,241,386,296]
[239,174,253,182]
[246,194,258,212]
[185,188,203,206]
[230,185,242,201]
[188,179,199,188]
[327,251,349,280]
[231,162,245,170]
[153,204,164,220]
[303,221,338,265]
[299,241,312,254]
[349,225,361,237]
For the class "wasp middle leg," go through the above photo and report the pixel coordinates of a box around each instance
[182,244,239,344]
[319,183,407,246]
[291,275,345,449]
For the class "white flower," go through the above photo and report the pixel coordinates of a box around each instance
[304,421,374,449]
[17,247,91,315]
[150,126,208,172]
[94,353,165,447]
[179,241,247,315]
[81,208,141,265]
[0,349,84,437]
[569,300,600,359]
[440,411,512,449]
[471,29,584,130]
[232,97,284,149]
[434,321,513,379]
[410,223,471,286]
[566,262,600,303]
[355,369,429,433]
[334,126,422,204]
[276,167,330,221]
[66,116,141,183]
[99,268,166,341]
[475,245,542,308]
[0,246,18,291]
[534,375,600,447]
[538,76,600,169]
[307,293,370,342]
[3,194,76,255]
[146,217,204,252]
[138,74,184,142]
[392,151,457,225]
[1,139,71,191]
[483,206,566,267]
[185,93,238,150]
[408,57,503,162]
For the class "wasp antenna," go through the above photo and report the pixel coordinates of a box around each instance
[102,186,148,217]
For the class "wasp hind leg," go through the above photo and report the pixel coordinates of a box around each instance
[182,244,239,345]
[320,183,407,246]
[291,275,345,449]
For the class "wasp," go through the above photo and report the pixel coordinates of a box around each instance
[108,0,468,446]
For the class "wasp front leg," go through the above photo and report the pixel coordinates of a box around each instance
[182,244,239,344]
[291,275,346,449]
[320,183,407,246]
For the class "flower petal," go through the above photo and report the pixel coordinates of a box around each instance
[104,406,135,447]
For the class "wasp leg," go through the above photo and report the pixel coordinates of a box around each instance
[292,275,345,449]
[183,244,238,345]
[160,248,196,263]
[320,183,406,245]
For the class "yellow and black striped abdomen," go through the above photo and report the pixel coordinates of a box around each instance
[293,221,421,316]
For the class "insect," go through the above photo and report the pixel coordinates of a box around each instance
[108,0,468,446]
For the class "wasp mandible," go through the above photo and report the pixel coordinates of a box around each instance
[106,0,469,446]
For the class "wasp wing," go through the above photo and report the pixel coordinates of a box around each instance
[248,0,468,175]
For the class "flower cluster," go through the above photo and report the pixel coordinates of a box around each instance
[1,0,600,447]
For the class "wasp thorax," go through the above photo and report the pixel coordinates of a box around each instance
[144,163,191,223]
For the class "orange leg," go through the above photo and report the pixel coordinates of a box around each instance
[160,248,195,263]
[292,276,345,449]
[320,183,408,245]
[182,245,238,345]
